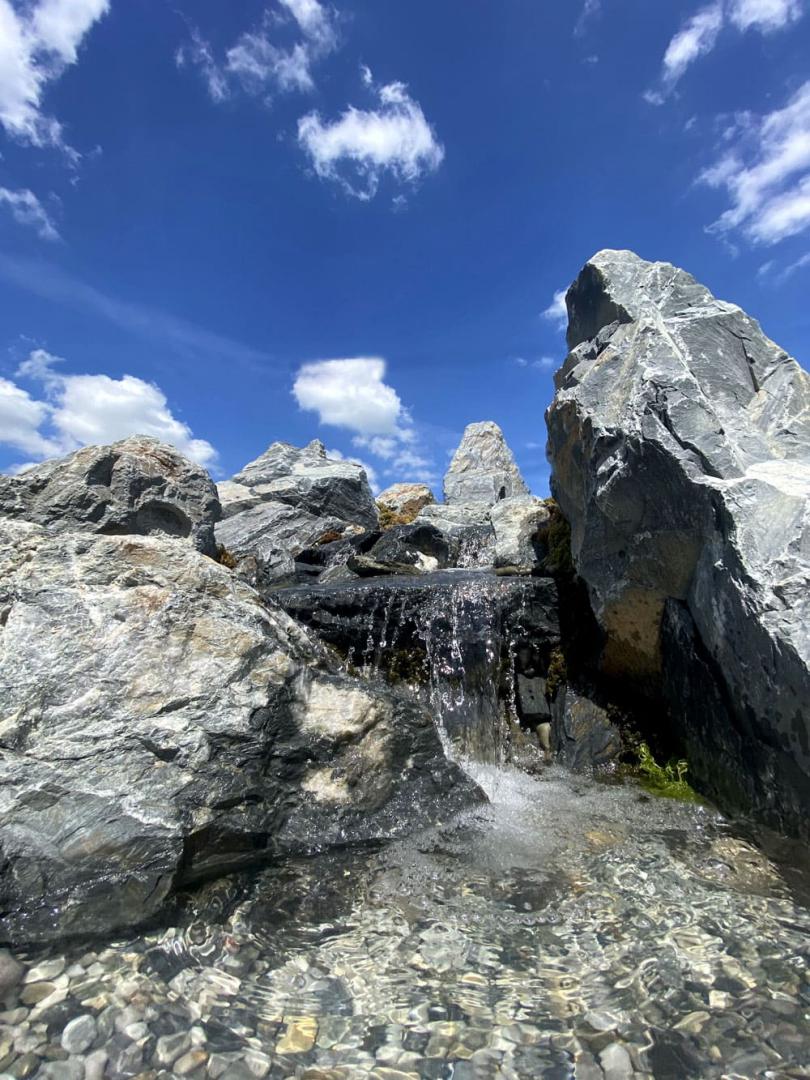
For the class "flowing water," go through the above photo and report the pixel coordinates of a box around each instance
[3,575,810,1080]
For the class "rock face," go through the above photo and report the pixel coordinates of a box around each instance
[376,482,435,520]
[0,519,478,945]
[491,496,550,571]
[0,436,220,557]
[274,571,560,762]
[444,422,530,506]
[547,248,810,835]
[215,441,379,583]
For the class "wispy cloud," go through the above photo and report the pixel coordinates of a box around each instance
[699,80,810,245]
[0,0,109,156]
[574,0,601,37]
[645,0,803,104]
[177,0,338,104]
[0,187,60,240]
[0,253,271,370]
[298,70,444,200]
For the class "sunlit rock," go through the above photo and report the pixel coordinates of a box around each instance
[547,248,810,834]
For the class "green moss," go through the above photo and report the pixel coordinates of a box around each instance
[634,741,702,802]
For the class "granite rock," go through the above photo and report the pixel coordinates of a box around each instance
[444,422,529,506]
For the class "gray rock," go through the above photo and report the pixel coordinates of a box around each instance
[551,687,622,773]
[490,497,550,570]
[60,1015,96,1054]
[547,249,810,833]
[346,554,422,577]
[444,421,529,506]
[214,441,378,584]
[368,523,454,570]
[0,520,479,945]
[155,1032,192,1067]
[376,483,436,520]
[414,503,496,567]
[0,951,23,997]
[0,436,220,557]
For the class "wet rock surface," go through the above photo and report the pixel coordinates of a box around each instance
[0,522,478,946]
[273,570,560,761]
[547,248,810,836]
[0,435,220,557]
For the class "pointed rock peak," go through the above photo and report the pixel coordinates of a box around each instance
[566,249,717,351]
[444,421,530,506]
[306,439,328,457]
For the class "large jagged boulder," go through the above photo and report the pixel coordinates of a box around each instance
[0,520,478,945]
[215,440,379,583]
[444,421,529,506]
[0,435,220,557]
[546,248,810,835]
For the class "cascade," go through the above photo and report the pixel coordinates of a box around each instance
[274,568,560,765]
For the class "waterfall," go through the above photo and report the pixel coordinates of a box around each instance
[276,570,559,768]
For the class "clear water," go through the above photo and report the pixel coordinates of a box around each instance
[4,764,810,1080]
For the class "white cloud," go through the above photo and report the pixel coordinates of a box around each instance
[0,186,60,240]
[179,0,337,103]
[293,357,406,436]
[728,0,802,31]
[292,356,437,485]
[542,289,568,331]
[0,375,60,458]
[699,80,810,244]
[0,0,108,153]
[176,29,229,103]
[655,3,724,100]
[1,349,217,469]
[645,0,804,102]
[297,71,444,200]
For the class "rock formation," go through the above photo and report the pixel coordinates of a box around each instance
[547,248,810,835]
[215,440,379,584]
[491,496,550,571]
[444,421,529,506]
[0,435,220,557]
[0,446,478,945]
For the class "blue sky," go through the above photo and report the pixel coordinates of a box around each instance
[0,0,809,495]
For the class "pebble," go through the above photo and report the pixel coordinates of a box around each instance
[155,1031,191,1067]
[84,1049,108,1080]
[175,1049,209,1074]
[599,1042,633,1080]
[20,983,56,1006]
[23,960,65,984]
[277,1017,317,1054]
[60,1015,97,1055]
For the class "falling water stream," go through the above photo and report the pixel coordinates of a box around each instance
[2,574,810,1080]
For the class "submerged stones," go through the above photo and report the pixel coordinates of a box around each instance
[546,248,810,836]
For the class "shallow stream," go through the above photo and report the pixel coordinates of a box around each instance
[3,761,810,1080]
